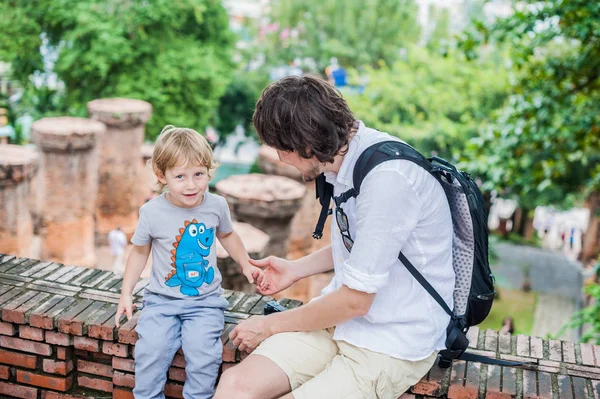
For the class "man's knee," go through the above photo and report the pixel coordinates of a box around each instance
[216,365,258,399]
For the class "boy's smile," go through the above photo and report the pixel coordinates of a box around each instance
[157,162,209,208]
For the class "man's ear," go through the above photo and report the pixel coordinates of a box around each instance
[155,169,167,185]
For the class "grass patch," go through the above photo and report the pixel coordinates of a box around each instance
[477,287,538,335]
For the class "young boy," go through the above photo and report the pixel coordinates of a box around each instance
[115,125,268,399]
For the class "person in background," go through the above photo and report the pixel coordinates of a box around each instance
[108,226,127,276]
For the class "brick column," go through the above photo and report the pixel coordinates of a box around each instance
[0,145,39,257]
[32,117,104,267]
[216,174,305,259]
[216,222,269,292]
[258,145,332,259]
[87,98,152,244]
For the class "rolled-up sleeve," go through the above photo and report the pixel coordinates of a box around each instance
[340,166,421,293]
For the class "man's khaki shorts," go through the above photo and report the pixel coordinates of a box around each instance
[252,328,437,399]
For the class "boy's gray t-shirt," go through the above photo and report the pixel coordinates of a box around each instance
[131,192,233,299]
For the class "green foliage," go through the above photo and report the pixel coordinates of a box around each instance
[0,0,235,139]
[478,287,537,335]
[213,69,269,141]
[260,0,420,71]
[464,0,600,208]
[344,47,509,159]
[559,283,600,344]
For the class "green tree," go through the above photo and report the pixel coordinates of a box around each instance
[464,0,600,256]
[344,47,509,160]
[0,0,235,139]
[259,0,420,71]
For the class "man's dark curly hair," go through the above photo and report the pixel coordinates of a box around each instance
[252,75,356,163]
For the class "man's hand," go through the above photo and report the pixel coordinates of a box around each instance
[242,264,269,291]
[115,293,135,328]
[230,315,273,353]
[249,257,297,295]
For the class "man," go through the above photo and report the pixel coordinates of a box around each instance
[108,226,127,275]
[214,75,455,399]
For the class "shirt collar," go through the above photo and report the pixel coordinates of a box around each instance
[324,120,366,187]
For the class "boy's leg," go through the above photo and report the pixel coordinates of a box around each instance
[134,295,183,399]
[214,328,339,399]
[180,295,228,399]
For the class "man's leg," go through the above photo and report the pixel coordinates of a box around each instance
[215,354,291,399]
[289,341,437,399]
[215,329,338,399]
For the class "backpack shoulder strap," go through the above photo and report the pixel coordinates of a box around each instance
[336,140,453,317]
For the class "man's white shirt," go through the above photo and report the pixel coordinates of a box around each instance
[321,121,455,361]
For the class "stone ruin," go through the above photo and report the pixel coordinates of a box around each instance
[0,99,325,294]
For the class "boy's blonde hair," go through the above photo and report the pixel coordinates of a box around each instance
[151,125,216,192]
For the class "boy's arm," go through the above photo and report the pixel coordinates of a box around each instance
[121,244,152,295]
[115,243,151,327]
[217,230,250,269]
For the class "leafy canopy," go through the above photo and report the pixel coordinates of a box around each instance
[0,0,235,139]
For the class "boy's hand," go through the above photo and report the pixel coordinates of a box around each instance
[242,265,269,291]
[115,293,135,328]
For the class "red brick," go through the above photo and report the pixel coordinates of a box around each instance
[572,376,587,399]
[530,337,543,359]
[498,332,511,354]
[56,347,73,360]
[41,392,94,399]
[502,367,517,396]
[91,352,112,362]
[168,367,186,382]
[537,372,553,399]
[0,321,17,336]
[78,374,112,392]
[516,334,530,357]
[113,357,135,372]
[19,325,45,341]
[45,331,73,346]
[75,349,89,357]
[102,341,128,357]
[171,354,186,368]
[1,291,40,324]
[522,369,537,399]
[42,359,73,375]
[222,339,236,363]
[448,361,472,399]
[0,335,52,356]
[548,339,562,361]
[0,365,8,379]
[0,381,38,399]
[563,341,576,363]
[0,348,37,369]
[581,343,596,366]
[484,329,498,352]
[77,360,113,378]
[73,336,99,352]
[113,387,134,399]
[113,371,135,388]
[164,382,183,398]
[17,370,73,391]
[557,375,573,399]
[117,312,140,345]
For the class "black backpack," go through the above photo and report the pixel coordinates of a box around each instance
[313,140,523,368]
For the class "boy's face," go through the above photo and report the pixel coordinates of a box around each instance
[157,162,209,208]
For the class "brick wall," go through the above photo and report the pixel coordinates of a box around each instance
[2,253,600,399]
[0,254,301,399]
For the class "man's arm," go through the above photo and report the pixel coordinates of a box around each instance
[289,244,335,279]
[230,284,374,351]
[270,284,374,333]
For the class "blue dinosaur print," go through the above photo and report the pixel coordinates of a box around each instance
[165,218,215,296]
